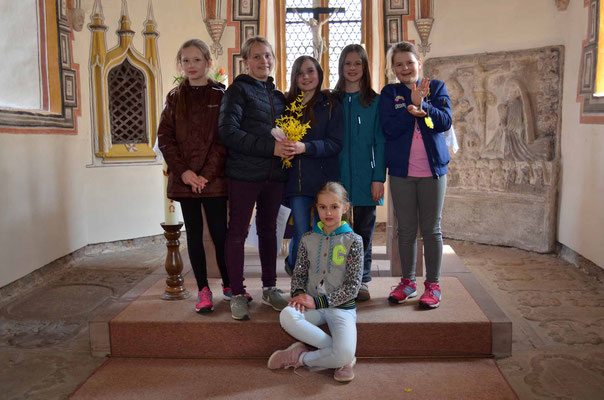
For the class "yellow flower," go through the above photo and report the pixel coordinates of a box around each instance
[424,116,434,129]
[276,93,310,168]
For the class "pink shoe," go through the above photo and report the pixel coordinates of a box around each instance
[267,342,309,369]
[195,287,214,313]
[388,278,417,304]
[419,281,441,309]
[222,285,253,303]
[334,357,356,382]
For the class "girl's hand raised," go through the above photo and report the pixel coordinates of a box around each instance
[288,293,316,313]
[410,78,430,107]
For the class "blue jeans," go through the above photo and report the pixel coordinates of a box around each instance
[287,196,318,268]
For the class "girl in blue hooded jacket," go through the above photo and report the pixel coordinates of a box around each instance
[379,41,452,309]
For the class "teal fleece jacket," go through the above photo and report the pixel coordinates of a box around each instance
[338,92,386,206]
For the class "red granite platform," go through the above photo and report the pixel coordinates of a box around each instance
[108,276,492,358]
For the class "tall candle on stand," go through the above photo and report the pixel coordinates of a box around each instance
[163,161,179,225]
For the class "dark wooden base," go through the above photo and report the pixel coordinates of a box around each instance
[160,222,190,300]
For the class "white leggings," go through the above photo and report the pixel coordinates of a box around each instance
[279,306,357,369]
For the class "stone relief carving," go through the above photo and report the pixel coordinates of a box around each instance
[423,47,563,252]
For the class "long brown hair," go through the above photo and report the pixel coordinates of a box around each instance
[334,44,377,108]
[285,55,332,125]
[174,39,213,119]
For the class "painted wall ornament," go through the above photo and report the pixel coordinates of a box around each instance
[69,0,86,32]
[555,0,570,11]
[200,0,226,57]
[414,0,434,56]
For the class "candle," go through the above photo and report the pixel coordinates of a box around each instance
[163,161,179,225]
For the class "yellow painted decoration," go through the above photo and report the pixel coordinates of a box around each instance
[332,244,346,266]
[89,0,161,161]
[275,93,311,168]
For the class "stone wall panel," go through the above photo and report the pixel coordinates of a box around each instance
[424,46,563,252]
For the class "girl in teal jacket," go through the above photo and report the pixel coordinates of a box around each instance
[334,44,386,301]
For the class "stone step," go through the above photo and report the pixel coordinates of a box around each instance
[102,276,496,359]
[70,357,518,399]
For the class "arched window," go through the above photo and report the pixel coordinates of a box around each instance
[275,0,373,90]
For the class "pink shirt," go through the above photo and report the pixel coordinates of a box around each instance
[408,120,433,177]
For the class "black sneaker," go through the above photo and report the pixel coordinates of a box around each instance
[284,258,293,276]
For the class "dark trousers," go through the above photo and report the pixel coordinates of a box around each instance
[352,206,376,282]
[225,179,284,295]
[177,197,229,291]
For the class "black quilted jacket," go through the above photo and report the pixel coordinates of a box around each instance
[218,74,287,182]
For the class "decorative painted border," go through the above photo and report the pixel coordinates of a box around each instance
[0,0,80,134]
[577,0,604,124]
[383,0,414,50]
[385,0,409,14]
[228,0,264,82]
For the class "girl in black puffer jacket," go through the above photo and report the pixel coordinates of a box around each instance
[218,36,293,321]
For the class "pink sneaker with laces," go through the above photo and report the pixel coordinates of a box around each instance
[334,357,356,382]
[195,287,214,313]
[267,342,309,370]
[388,278,417,304]
[419,281,441,309]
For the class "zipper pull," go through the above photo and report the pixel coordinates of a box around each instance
[357,116,361,125]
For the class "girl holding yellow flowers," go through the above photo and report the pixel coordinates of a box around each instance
[281,55,343,276]
[378,41,452,309]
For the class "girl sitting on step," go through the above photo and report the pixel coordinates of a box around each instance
[268,182,363,382]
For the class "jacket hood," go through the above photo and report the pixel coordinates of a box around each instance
[314,221,354,236]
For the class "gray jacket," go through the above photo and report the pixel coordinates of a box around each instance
[291,222,363,309]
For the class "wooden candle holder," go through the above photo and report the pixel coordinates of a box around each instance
[160,222,191,300]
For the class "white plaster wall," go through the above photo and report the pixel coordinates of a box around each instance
[416,0,603,267]
[0,133,89,286]
[0,0,237,287]
[557,1,604,267]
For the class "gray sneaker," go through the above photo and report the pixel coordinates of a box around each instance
[356,282,370,302]
[230,294,250,320]
[262,288,288,311]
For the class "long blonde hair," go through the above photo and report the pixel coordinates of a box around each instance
[174,39,214,119]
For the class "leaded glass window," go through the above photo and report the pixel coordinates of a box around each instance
[285,0,362,89]
[108,59,147,144]
[326,0,362,87]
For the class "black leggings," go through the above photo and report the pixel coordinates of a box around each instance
[177,197,229,291]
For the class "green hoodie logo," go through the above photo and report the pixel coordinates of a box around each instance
[332,245,346,266]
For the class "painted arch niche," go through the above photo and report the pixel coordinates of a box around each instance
[88,0,161,163]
